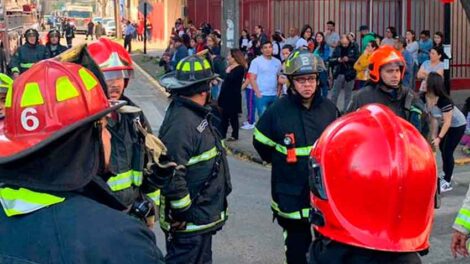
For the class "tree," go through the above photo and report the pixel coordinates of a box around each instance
[97,0,109,17]
[462,0,470,23]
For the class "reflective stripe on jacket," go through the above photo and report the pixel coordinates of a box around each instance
[253,92,338,220]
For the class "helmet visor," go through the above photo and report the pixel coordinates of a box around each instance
[309,157,328,200]
[102,70,134,81]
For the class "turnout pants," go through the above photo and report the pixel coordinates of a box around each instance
[278,217,312,264]
[165,232,213,264]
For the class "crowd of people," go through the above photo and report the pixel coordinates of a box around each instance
[160,18,470,193]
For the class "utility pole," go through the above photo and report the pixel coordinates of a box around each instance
[114,0,122,39]
[442,0,454,94]
[221,0,239,56]
[143,2,147,54]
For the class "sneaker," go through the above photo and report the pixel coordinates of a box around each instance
[241,124,255,130]
[242,121,249,126]
[440,180,453,193]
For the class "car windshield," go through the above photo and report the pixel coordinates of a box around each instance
[68,11,91,18]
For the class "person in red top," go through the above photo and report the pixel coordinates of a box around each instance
[195,34,207,53]
[138,19,145,42]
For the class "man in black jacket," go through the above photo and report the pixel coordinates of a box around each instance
[346,45,424,130]
[253,49,339,264]
[0,60,164,263]
[329,34,359,112]
[158,54,231,264]
[45,29,68,57]
[10,28,50,78]
[63,19,75,48]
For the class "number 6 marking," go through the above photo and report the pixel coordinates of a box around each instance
[21,108,40,131]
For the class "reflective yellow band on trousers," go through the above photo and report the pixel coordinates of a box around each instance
[0,187,65,217]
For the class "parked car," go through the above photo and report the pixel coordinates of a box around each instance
[104,21,116,37]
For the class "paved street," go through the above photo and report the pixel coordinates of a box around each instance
[122,60,470,264]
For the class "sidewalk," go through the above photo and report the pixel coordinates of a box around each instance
[133,57,470,167]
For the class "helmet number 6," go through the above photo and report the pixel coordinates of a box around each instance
[21,108,40,131]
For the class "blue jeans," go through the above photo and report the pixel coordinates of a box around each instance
[319,72,329,97]
[255,95,277,117]
[245,89,256,124]
[211,84,220,100]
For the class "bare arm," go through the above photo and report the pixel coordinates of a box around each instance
[437,111,453,139]
[250,73,262,98]
[417,66,428,80]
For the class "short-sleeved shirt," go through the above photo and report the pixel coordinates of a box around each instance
[381,38,395,47]
[325,32,340,56]
[248,55,282,96]
[406,41,419,65]
[420,60,444,74]
[295,38,308,49]
[428,96,467,128]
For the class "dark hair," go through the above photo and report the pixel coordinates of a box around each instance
[406,29,416,41]
[182,33,191,48]
[433,31,444,47]
[300,24,313,40]
[272,33,283,42]
[282,44,294,52]
[426,72,453,103]
[241,29,249,37]
[463,97,470,117]
[420,30,430,37]
[326,21,335,27]
[261,40,272,48]
[387,27,397,38]
[230,49,248,68]
[375,35,384,41]
[256,25,263,31]
[368,40,379,50]
[314,32,327,54]
[431,46,445,61]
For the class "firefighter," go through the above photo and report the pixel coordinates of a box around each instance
[87,38,159,227]
[10,28,50,78]
[63,19,75,48]
[157,55,232,263]
[0,73,12,121]
[253,49,339,264]
[451,185,470,258]
[346,45,424,129]
[45,29,68,57]
[309,104,437,263]
[0,60,164,263]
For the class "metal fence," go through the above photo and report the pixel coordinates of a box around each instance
[187,0,470,86]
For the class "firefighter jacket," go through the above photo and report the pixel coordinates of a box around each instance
[253,91,339,221]
[346,84,424,131]
[63,23,75,39]
[10,42,50,73]
[46,43,68,57]
[453,185,470,235]
[158,96,232,235]
[0,183,165,263]
[106,96,159,207]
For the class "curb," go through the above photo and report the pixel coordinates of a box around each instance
[132,55,169,96]
[225,143,267,166]
[134,58,268,166]
[455,157,470,166]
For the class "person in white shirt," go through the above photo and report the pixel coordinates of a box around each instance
[249,41,282,117]
[285,27,300,47]
[325,21,340,56]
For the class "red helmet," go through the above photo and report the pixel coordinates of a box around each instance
[0,60,124,164]
[368,45,406,82]
[309,104,436,252]
[87,38,134,83]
